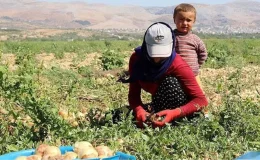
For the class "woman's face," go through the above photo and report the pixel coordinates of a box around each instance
[174,11,195,34]
[152,57,167,64]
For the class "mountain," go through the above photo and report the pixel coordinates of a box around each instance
[0,0,260,33]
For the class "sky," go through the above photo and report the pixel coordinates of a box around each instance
[41,0,260,7]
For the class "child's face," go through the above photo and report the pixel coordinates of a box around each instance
[174,11,195,34]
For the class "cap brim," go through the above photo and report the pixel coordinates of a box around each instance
[146,42,173,57]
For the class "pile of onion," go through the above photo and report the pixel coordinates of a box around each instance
[15,141,114,160]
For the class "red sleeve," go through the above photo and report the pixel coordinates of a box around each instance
[168,54,208,116]
[128,53,143,109]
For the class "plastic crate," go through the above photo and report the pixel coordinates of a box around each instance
[235,151,260,160]
[0,146,136,160]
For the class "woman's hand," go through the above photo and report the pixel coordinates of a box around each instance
[133,106,150,128]
[153,108,182,128]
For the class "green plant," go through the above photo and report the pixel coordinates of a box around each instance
[100,50,125,70]
[0,39,259,160]
[77,66,94,78]
[206,43,230,68]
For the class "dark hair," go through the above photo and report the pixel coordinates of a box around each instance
[173,3,197,21]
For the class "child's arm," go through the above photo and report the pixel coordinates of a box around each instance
[196,37,208,67]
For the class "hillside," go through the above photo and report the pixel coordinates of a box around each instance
[0,0,260,33]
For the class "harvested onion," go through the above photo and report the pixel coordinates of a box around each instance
[95,145,114,157]
[73,141,93,153]
[43,146,61,158]
[35,144,48,156]
[63,151,78,160]
[15,156,27,160]
[78,146,98,159]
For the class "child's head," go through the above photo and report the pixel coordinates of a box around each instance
[173,3,196,34]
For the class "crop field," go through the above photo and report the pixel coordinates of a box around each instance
[0,38,259,160]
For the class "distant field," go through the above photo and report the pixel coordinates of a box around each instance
[0,39,259,160]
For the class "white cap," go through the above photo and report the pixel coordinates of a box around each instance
[145,23,173,57]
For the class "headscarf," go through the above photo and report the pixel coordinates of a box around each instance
[129,22,176,82]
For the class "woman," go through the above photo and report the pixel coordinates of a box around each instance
[127,22,208,128]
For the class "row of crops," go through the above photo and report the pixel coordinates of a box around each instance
[0,39,259,159]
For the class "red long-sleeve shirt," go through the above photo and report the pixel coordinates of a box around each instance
[128,52,208,116]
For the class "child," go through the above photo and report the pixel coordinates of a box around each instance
[173,3,208,88]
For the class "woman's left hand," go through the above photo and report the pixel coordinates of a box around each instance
[153,108,182,128]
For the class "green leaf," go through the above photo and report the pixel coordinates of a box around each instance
[141,133,150,142]
[7,144,18,152]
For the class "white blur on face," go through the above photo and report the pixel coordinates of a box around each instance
[174,11,195,34]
